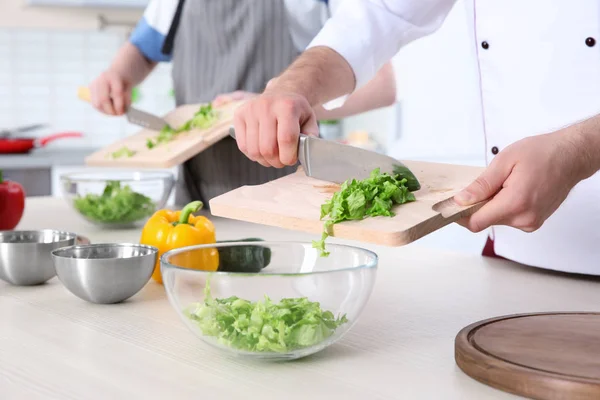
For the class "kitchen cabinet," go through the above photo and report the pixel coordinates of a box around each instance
[26,0,148,8]
[3,168,51,197]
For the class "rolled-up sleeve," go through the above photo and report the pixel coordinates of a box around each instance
[308,0,457,90]
[129,0,177,63]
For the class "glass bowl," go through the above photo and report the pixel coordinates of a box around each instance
[60,170,174,229]
[161,241,378,361]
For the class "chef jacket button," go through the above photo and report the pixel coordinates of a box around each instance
[491,146,499,155]
[481,41,489,50]
[586,37,596,47]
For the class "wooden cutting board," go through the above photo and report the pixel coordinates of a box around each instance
[84,100,243,169]
[455,312,600,400]
[209,161,486,246]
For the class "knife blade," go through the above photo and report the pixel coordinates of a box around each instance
[77,87,170,132]
[228,126,420,191]
[125,107,170,131]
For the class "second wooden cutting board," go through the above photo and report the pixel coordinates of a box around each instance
[209,160,486,247]
[84,100,243,169]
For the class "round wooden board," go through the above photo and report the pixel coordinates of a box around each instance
[455,312,600,400]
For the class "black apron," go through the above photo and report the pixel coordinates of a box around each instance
[165,0,299,207]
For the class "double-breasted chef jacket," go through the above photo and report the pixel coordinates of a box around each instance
[310,0,600,275]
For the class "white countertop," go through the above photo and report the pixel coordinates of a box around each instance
[4,197,600,400]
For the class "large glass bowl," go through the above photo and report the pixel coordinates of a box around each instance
[60,170,174,229]
[161,241,378,361]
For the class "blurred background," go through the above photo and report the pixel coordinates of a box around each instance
[0,0,487,253]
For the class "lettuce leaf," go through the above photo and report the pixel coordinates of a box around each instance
[146,103,218,149]
[184,280,348,353]
[312,168,416,256]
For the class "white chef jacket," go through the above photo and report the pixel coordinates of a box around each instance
[309,0,600,275]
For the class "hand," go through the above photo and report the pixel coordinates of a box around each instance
[213,91,258,107]
[89,70,132,116]
[454,130,591,233]
[233,91,319,168]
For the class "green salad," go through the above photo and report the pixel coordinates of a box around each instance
[109,146,136,159]
[147,103,218,149]
[73,180,155,224]
[185,281,348,353]
[313,168,416,256]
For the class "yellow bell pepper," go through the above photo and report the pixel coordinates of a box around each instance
[140,201,218,284]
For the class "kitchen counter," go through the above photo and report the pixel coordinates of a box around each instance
[0,148,97,169]
[3,197,600,399]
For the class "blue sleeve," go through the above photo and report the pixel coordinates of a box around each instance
[129,17,172,63]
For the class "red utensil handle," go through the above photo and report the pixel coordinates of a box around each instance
[38,132,83,146]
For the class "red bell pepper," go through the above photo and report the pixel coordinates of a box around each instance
[0,170,25,230]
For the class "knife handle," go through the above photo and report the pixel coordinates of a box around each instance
[433,197,489,220]
[228,125,308,142]
[78,87,92,103]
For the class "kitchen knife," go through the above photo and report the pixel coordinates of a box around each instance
[228,126,421,191]
[77,87,171,132]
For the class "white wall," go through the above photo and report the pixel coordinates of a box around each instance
[0,1,169,149]
[0,27,175,149]
[0,0,143,30]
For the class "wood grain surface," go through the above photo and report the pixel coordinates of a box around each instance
[209,161,486,246]
[84,100,243,169]
[455,312,600,400]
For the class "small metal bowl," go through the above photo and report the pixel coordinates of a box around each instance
[52,243,158,304]
[0,230,77,286]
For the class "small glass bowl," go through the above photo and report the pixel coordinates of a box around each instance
[60,170,174,229]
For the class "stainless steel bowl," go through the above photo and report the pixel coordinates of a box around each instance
[0,230,77,286]
[52,243,158,304]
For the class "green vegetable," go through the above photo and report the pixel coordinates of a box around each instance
[131,87,141,104]
[185,280,348,353]
[216,238,271,273]
[318,119,340,125]
[73,180,155,223]
[313,168,416,256]
[146,103,219,149]
[189,103,217,130]
[109,146,136,159]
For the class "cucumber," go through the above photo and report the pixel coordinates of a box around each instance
[216,238,271,273]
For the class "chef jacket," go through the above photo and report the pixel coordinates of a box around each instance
[310,0,600,275]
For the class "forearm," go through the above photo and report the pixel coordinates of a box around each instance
[265,46,356,107]
[109,42,156,86]
[314,62,396,120]
[569,113,600,179]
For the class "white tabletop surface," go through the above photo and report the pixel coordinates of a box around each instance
[3,197,600,400]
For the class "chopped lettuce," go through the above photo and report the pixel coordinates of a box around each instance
[184,280,348,353]
[73,180,155,223]
[146,103,218,149]
[313,168,416,256]
[189,103,217,129]
[109,146,136,159]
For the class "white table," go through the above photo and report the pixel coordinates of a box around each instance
[3,197,600,400]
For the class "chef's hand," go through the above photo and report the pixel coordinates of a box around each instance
[232,91,319,168]
[454,130,592,233]
[213,91,258,107]
[89,70,132,116]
